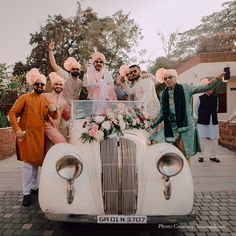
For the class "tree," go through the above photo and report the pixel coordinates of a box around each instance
[24,5,143,76]
[166,0,236,62]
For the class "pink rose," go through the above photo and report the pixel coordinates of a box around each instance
[89,129,96,137]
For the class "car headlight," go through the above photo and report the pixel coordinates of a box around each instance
[157,152,184,178]
[56,155,83,181]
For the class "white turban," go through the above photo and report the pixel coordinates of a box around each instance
[155,68,166,83]
[164,69,177,79]
[63,57,81,71]
[49,72,65,86]
[119,64,129,77]
[26,68,46,86]
[91,52,106,63]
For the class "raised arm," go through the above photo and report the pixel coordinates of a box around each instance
[48,39,61,72]
[190,74,223,95]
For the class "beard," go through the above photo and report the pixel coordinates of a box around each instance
[71,71,80,77]
[34,88,43,94]
[54,87,63,94]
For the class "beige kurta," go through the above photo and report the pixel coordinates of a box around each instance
[8,92,57,166]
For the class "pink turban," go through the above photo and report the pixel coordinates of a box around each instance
[63,57,81,71]
[155,68,167,83]
[26,68,46,86]
[164,69,177,79]
[49,72,65,86]
[91,52,106,63]
[119,64,129,77]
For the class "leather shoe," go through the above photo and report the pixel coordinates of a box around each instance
[31,188,39,195]
[22,194,31,207]
[210,157,220,163]
[198,157,204,162]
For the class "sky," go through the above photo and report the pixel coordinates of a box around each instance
[0,0,227,69]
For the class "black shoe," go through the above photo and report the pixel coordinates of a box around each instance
[198,157,204,162]
[210,157,220,163]
[22,194,31,207]
[31,188,39,195]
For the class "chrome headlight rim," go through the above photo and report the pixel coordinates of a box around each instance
[56,154,83,181]
[157,152,184,178]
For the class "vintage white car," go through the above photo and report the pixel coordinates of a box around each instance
[39,100,195,224]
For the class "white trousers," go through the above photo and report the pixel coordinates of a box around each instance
[199,138,218,159]
[21,162,38,195]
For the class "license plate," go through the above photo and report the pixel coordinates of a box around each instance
[97,215,147,224]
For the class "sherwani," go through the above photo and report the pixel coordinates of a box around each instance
[83,67,115,100]
[9,92,57,166]
[123,77,160,118]
[44,91,68,144]
[151,79,221,158]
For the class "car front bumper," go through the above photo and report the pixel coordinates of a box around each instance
[45,210,196,224]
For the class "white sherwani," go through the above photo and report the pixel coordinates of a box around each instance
[83,66,115,100]
[123,77,160,118]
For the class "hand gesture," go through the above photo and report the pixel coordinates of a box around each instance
[48,39,55,51]
[16,130,26,142]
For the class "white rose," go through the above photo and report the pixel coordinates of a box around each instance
[102,121,111,130]
[119,119,126,130]
[94,130,104,141]
[95,115,105,123]
[144,120,149,129]
[132,119,137,126]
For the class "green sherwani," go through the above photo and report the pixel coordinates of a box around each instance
[151,79,222,158]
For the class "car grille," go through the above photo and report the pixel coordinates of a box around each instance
[100,137,137,215]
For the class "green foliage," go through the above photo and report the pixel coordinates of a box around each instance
[0,63,30,121]
[0,110,10,128]
[147,57,177,76]
[23,6,143,75]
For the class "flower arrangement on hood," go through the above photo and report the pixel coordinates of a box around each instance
[80,104,151,143]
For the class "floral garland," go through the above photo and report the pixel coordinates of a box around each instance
[80,103,151,143]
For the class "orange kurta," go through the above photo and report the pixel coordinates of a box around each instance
[9,92,56,166]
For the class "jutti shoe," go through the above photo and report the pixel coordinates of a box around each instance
[198,157,204,162]
[22,194,31,207]
[210,157,220,163]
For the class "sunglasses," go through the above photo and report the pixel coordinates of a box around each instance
[71,68,80,71]
[94,60,104,64]
[55,83,63,86]
[34,82,45,87]
[129,70,137,74]
[164,76,174,80]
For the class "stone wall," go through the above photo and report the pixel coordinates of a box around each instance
[0,127,16,160]
[219,121,236,152]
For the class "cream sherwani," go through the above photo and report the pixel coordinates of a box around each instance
[123,77,160,118]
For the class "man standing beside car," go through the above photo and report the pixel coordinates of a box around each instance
[9,68,59,207]
[151,69,223,164]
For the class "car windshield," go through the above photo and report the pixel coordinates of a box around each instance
[71,100,146,121]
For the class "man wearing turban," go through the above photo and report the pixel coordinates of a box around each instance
[83,52,117,101]
[151,68,223,164]
[44,72,70,148]
[8,68,58,207]
[48,40,83,102]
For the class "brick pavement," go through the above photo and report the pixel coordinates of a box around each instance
[0,190,236,235]
[0,144,236,235]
